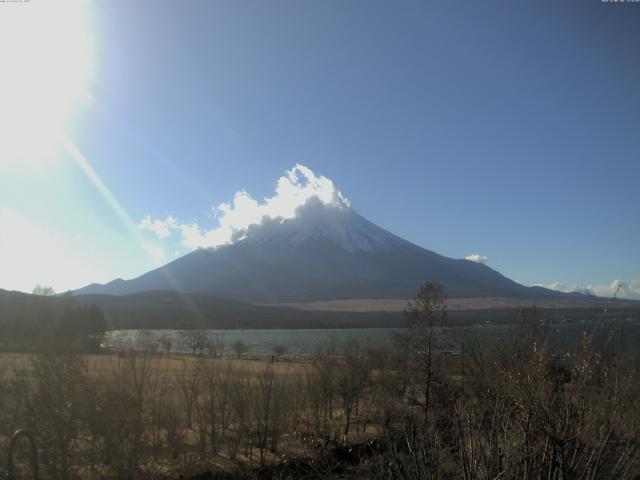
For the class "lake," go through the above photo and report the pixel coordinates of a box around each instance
[103,328,395,356]
[103,319,640,356]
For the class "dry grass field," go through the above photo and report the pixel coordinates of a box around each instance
[0,351,309,385]
[0,347,379,479]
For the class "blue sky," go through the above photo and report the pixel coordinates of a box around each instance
[0,0,638,297]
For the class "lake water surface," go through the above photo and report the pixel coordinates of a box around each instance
[104,328,395,355]
[103,320,640,356]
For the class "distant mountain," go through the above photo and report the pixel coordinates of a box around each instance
[75,199,578,303]
[0,288,29,300]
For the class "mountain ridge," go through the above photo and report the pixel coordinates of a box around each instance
[74,200,579,303]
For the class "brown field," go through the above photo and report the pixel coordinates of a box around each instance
[0,352,309,382]
[267,295,639,312]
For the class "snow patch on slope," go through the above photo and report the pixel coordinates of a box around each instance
[239,199,399,254]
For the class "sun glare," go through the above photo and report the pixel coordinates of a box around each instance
[0,0,93,169]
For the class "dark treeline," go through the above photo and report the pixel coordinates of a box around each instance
[0,291,106,351]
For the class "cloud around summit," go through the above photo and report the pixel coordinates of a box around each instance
[138,164,350,250]
[533,278,640,300]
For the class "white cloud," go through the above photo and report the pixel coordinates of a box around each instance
[533,282,575,293]
[138,164,350,250]
[465,254,488,264]
[533,278,640,300]
[138,215,176,239]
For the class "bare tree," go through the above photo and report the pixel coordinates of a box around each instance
[32,285,56,296]
[336,341,371,435]
[194,356,219,454]
[232,339,249,359]
[178,361,200,430]
[14,353,94,479]
[306,341,338,435]
[228,374,253,460]
[206,334,225,359]
[271,343,287,361]
[158,334,173,355]
[253,365,289,465]
[181,329,208,356]
[394,282,447,422]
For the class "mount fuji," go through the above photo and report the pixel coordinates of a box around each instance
[75,198,566,304]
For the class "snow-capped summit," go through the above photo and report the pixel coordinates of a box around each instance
[238,199,399,254]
